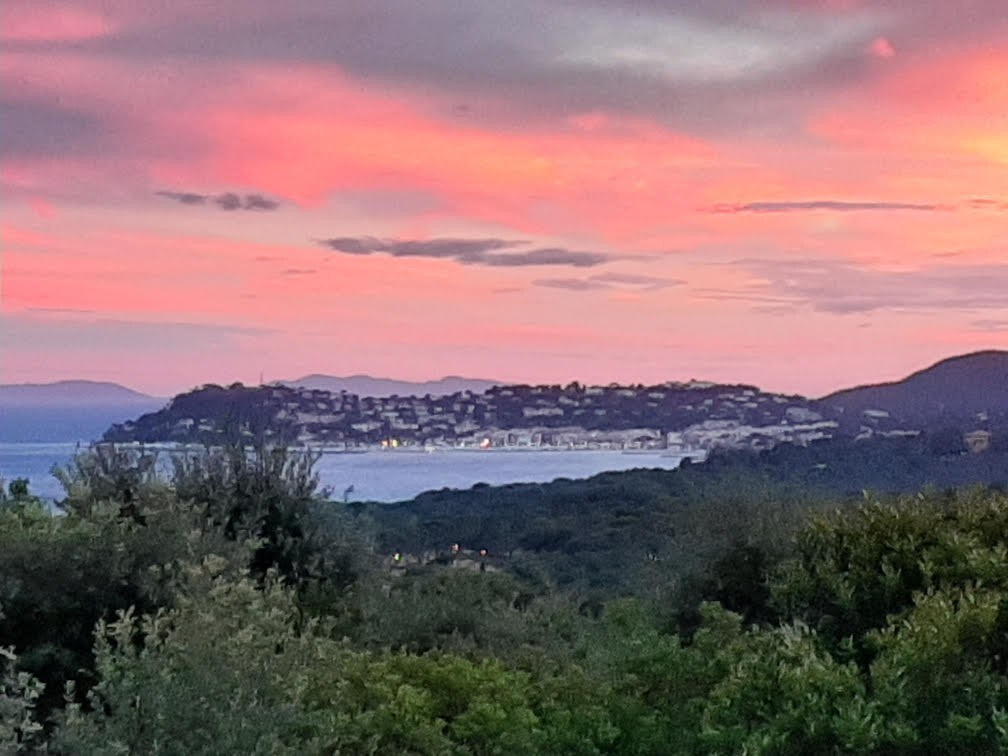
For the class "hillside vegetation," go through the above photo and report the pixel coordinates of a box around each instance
[360,434,1008,598]
[3,441,1008,753]
[822,350,1008,428]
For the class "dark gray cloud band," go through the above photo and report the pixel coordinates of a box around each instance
[0,97,109,158]
[6,1,1008,145]
[318,237,609,268]
[157,190,280,211]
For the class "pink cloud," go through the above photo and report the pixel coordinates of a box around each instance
[868,36,896,58]
[2,51,721,243]
[809,47,1008,160]
[1,4,115,42]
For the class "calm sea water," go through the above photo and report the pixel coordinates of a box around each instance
[0,443,690,504]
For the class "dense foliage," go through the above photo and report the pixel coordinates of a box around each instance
[362,435,1008,603]
[3,443,1008,753]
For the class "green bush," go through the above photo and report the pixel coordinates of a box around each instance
[771,488,1008,658]
[1,645,47,753]
[869,587,1008,753]
[55,566,324,755]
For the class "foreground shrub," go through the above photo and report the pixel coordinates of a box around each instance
[1,645,47,753]
[55,565,322,755]
[771,487,1008,658]
[55,565,620,755]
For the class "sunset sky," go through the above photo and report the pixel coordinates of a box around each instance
[2,0,1007,397]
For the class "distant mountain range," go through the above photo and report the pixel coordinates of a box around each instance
[821,350,1008,428]
[279,375,501,397]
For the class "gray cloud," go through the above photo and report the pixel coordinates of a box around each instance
[967,198,1008,211]
[535,278,609,291]
[215,192,242,211]
[0,96,111,158]
[710,200,941,214]
[972,319,1008,332]
[156,191,206,205]
[243,194,281,211]
[3,0,1004,155]
[696,258,1008,314]
[17,0,1006,136]
[535,272,683,292]
[321,237,521,260]
[591,272,684,289]
[319,237,609,268]
[280,268,316,276]
[482,248,608,268]
[156,190,281,211]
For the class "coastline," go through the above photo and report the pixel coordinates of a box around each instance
[1,441,702,505]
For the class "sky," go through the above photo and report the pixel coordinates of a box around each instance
[2,0,1007,398]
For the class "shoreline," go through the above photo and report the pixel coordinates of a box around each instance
[1,442,702,506]
[1,440,704,458]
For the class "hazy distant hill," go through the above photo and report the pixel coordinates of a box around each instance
[821,350,1008,427]
[0,381,165,442]
[0,380,162,407]
[280,374,501,397]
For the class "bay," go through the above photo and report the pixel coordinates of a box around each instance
[0,443,692,504]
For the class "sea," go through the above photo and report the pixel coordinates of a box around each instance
[0,442,692,504]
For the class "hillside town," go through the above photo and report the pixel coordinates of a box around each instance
[103,380,846,453]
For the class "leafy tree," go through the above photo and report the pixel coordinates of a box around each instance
[350,568,538,654]
[868,587,1008,753]
[171,444,332,584]
[1,479,46,514]
[53,443,356,589]
[698,621,890,754]
[577,600,727,753]
[0,645,47,753]
[0,501,239,721]
[770,488,1008,659]
[53,444,165,521]
[55,566,324,755]
[55,565,618,755]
